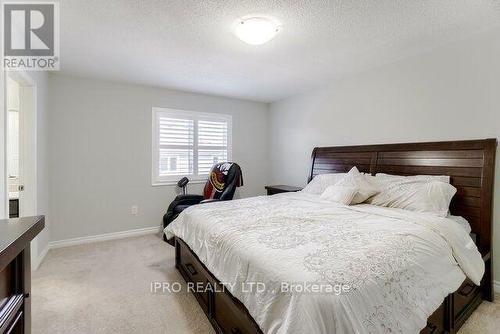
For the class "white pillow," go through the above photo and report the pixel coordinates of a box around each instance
[375,173,450,184]
[320,185,359,205]
[448,215,472,234]
[302,173,346,195]
[369,179,457,217]
[334,167,379,204]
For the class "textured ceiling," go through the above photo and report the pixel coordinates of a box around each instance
[60,0,500,102]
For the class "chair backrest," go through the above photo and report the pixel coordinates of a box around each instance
[203,162,243,200]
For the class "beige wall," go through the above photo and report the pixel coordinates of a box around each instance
[269,27,500,282]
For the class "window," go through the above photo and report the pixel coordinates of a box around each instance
[152,107,232,185]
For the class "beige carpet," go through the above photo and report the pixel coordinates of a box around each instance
[32,234,499,334]
[32,234,214,334]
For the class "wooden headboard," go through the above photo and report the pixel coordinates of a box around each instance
[309,139,497,257]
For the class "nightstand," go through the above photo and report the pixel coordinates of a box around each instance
[265,185,302,195]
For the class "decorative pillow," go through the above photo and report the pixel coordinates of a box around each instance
[369,179,457,217]
[334,167,379,204]
[320,185,359,205]
[302,173,346,195]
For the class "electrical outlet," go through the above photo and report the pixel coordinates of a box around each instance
[131,205,138,215]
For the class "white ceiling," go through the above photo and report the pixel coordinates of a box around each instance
[60,0,500,102]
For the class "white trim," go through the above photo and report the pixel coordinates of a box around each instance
[32,244,49,271]
[1,70,7,218]
[32,226,162,270]
[49,226,161,249]
[7,72,40,267]
[494,280,500,294]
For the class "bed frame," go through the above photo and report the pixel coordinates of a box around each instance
[175,138,497,334]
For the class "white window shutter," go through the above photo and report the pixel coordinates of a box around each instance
[152,108,232,185]
[158,117,194,176]
[197,120,228,175]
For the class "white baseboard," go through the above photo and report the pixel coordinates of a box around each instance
[49,226,161,249]
[494,280,500,294]
[32,244,49,271]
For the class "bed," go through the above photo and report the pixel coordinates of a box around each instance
[165,139,496,334]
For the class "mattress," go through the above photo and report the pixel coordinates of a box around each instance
[164,192,484,334]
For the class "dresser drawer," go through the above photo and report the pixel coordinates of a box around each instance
[1,262,15,305]
[178,243,211,312]
[454,278,480,319]
[5,310,23,334]
[214,289,260,334]
[0,295,24,333]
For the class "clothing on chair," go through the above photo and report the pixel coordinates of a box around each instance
[203,162,243,199]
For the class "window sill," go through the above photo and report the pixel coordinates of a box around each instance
[151,180,207,187]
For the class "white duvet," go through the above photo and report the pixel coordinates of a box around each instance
[164,192,484,334]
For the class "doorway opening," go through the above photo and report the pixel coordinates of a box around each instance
[6,73,37,220]
[7,77,20,217]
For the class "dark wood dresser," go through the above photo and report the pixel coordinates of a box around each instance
[0,216,44,334]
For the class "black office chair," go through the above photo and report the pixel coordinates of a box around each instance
[163,162,243,243]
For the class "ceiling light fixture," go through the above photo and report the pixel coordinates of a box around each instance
[233,16,281,45]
